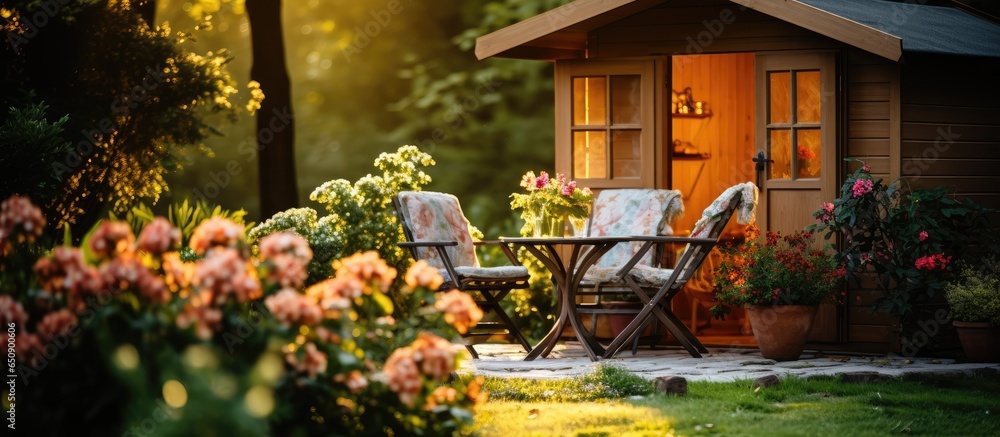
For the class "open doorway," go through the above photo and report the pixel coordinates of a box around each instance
[668,53,757,347]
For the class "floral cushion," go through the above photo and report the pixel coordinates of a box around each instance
[627,264,678,287]
[397,191,479,270]
[588,189,684,271]
[441,265,529,284]
[690,182,759,238]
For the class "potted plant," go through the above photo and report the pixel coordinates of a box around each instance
[510,171,593,237]
[711,225,844,361]
[944,256,1000,362]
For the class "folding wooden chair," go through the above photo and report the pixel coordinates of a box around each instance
[394,191,532,358]
[574,189,685,350]
[594,183,759,358]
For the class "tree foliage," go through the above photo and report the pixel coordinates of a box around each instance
[0,0,246,235]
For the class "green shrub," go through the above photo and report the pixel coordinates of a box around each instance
[248,145,434,285]
[945,256,1000,325]
[0,103,73,208]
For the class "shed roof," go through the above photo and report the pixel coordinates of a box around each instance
[799,0,1000,58]
[475,0,1000,61]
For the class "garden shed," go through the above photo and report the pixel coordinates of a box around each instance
[476,0,1000,354]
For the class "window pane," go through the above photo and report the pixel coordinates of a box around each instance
[796,71,821,123]
[768,129,791,179]
[611,130,641,178]
[610,75,641,125]
[573,131,607,178]
[573,77,606,126]
[769,72,791,124]
[797,129,821,178]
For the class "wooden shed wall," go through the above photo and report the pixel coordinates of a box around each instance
[900,54,1000,217]
[588,0,840,58]
[823,48,901,354]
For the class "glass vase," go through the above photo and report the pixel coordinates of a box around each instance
[532,207,566,237]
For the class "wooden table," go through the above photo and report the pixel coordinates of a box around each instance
[500,236,629,361]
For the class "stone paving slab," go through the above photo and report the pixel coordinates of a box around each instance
[458,343,1000,382]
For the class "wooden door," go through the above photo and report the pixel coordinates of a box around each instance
[754,53,841,343]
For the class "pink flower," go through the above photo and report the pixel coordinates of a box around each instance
[12,333,42,366]
[821,202,834,213]
[176,299,222,340]
[0,195,46,253]
[863,164,871,173]
[89,221,135,260]
[265,288,323,327]
[286,342,328,379]
[259,232,313,289]
[0,295,28,328]
[915,253,951,271]
[434,289,483,334]
[35,309,78,342]
[561,180,577,196]
[334,370,369,394]
[100,257,169,303]
[189,217,244,255]
[851,179,873,198]
[259,231,312,262]
[918,231,929,242]
[137,218,181,255]
[192,248,261,304]
[33,247,104,309]
[534,171,550,189]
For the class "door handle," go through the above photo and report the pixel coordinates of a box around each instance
[752,152,773,187]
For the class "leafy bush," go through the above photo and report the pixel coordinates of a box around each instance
[945,256,1000,325]
[0,103,73,207]
[248,145,434,285]
[711,226,844,319]
[1,0,254,234]
[810,160,997,316]
[0,195,483,435]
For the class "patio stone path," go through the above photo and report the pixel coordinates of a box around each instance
[458,343,1000,382]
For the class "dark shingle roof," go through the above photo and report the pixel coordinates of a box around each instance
[798,0,1000,57]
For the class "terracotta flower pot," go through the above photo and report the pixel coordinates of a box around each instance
[745,304,819,361]
[953,321,1000,363]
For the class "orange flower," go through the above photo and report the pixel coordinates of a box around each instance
[189,217,245,255]
[410,332,456,381]
[265,288,323,327]
[404,260,444,290]
[176,300,222,340]
[192,248,261,304]
[89,221,136,260]
[382,347,422,406]
[433,289,483,334]
[333,370,369,394]
[333,251,397,293]
[286,342,328,379]
[424,386,457,410]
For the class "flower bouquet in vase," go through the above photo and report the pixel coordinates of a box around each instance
[711,225,845,361]
[510,171,593,237]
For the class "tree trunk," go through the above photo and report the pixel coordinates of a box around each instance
[245,0,298,218]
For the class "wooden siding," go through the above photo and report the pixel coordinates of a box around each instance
[900,54,1000,223]
[590,0,841,58]
[831,48,901,354]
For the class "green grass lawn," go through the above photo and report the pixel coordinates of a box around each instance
[466,366,1000,436]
